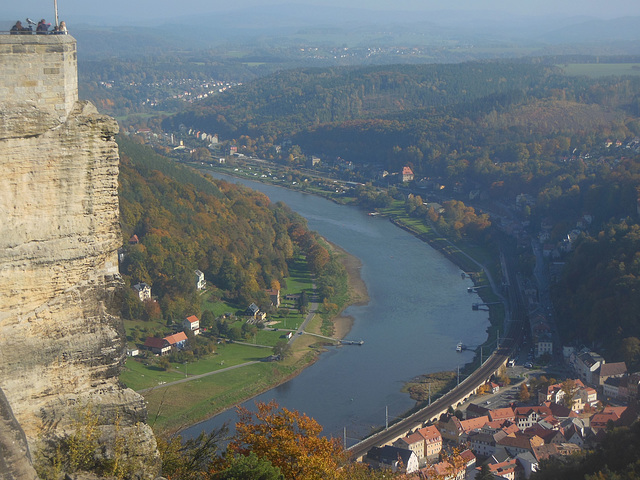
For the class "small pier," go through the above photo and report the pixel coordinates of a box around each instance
[341,339,364,346]
[467,285,488,293]
[472,302,501,311]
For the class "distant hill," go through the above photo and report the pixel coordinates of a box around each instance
[64,6,640,60]
[540,16,640,44]
[163,62,553,139]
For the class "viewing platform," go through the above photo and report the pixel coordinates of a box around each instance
[0,33,77,120]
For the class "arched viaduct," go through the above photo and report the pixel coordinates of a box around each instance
[348,349,510,461]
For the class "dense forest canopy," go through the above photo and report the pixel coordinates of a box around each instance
[163,62,554,139]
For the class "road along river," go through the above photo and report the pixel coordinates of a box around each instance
[182,172,490,444]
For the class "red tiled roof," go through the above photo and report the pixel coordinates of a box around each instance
[489,407,514,421]
[460,449,475,463]
[164,331,188,345]
[400,432,424,446]
[487,458,517,475]
[185,315,199,324]
[418,425,442,443]
[460,415,489,432]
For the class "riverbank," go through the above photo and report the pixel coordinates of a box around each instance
[328,242,369,339]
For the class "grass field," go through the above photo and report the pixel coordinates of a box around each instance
[120,342,268,391]
[559,63,640,77]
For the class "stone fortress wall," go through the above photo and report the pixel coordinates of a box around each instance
[0,35,77,119]
[0,34,160,478]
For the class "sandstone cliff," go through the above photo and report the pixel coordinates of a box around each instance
[0,36,160,478]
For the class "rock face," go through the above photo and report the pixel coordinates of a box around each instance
[0,36,160,478]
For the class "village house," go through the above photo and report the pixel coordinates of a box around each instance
[418,425,443,460]
[482,420,520,436]
[460,449,476,471]
[595,362,627,388]
[496,432,545,458]
[572,350,605,385]
[590,406,632,433]
[164,331,188,350]
[401,166,414,182]
[133,282,151,301]
[575,385,598,410]
[543,401,577,420]
[143,336,172,356]
[265,288,281,307]
[364,445,419,475]
[482,458,518,480]
[516,451,539,479]
[183,315,200,335]
[245,303,267,323]
[514,406,552,431]
[489,407,515,423]
[394,432,425,462]
[467,429,507,458]
[394,425,442,464]
[439,415,489,444]
[195,269,206,290]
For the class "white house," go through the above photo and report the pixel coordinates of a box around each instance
[365,446,419,475]
[133,282,151,301]
[195,270,206,290]
[183,315,200,335]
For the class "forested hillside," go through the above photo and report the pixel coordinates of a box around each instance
[164,62,552,139]
[117,139,330,321]
[165,60,640,199]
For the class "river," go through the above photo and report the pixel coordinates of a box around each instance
[182,171,489,444]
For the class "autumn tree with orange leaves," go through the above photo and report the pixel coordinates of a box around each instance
[227,401,346,480]
[225,401,391,480]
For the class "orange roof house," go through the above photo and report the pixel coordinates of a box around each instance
[401,166,414,182]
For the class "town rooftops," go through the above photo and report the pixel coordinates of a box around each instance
[514,405,552,417]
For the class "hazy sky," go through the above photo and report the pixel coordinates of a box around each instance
[8,0,640,24]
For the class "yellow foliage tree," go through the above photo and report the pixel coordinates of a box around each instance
[228,401,348,480]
